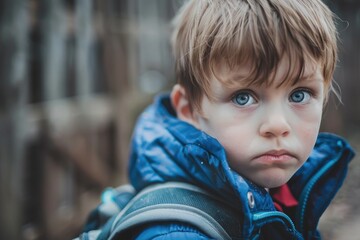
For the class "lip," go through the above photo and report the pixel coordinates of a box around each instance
[252,150,296,165]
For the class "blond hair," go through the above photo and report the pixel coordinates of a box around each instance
[172,0,338,111]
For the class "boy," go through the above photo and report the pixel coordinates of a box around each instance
[127,0,355,239]
[80,0,355,239]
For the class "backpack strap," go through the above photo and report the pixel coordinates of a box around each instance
[108,182,243,240]
[83,184,136,232]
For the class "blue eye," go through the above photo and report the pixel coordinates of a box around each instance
[290,89,311,103]
[232,92,256,106]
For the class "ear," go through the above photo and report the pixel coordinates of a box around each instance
[171,84,199,127]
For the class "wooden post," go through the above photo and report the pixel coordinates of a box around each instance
[40,0,67,101]
[75,0,94,99]
[0,0,28,238]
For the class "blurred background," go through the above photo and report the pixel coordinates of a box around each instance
[0,0,359,239]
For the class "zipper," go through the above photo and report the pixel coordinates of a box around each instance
[253,211,296,232]
[296,142,344,234]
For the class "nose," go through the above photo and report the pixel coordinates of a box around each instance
[259,106,291,138]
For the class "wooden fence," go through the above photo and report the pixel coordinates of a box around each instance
[0,0,177,239]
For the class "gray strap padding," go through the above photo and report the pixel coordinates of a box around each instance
[109,182,243,240]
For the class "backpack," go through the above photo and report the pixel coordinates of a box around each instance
[76,182,243,240]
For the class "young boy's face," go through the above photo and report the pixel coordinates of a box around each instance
[177,58,325,188]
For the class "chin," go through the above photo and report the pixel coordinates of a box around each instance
[252,172,293,189]
[260,181,288,189]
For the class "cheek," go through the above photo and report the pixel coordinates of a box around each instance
[292,105,323,158]
[203,109,256,157]
[206,110,260,158]
[198,109,240,137]
[297,123,321,160]
[214,125,254,159]
[294,104,323,134]
[295,103,323,122]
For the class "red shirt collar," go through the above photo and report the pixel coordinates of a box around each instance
[270,184,298,212]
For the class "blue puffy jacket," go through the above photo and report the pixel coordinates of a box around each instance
[127,94,355,240]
